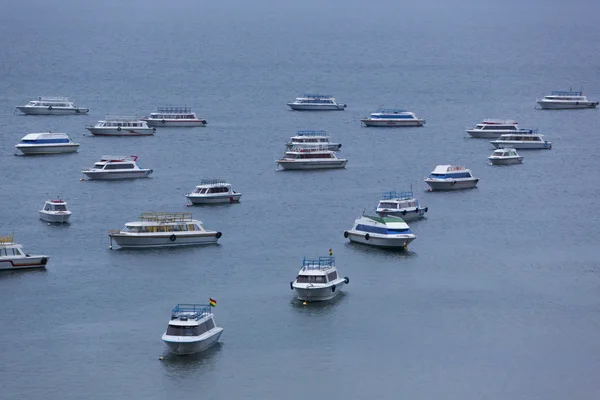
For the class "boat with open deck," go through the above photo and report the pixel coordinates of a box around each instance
[375,190,428,221]
[287,94,347,111]
[0,234,49,271]
[344,214,416,249]
[143,107,207,127]
[108,212,222,249]
[360,107,425,127]
[81,155,153,180]
[276,146,347,170]
[185,179,242,205]
[15,96,89,115]
[161,303,223,355]
[285,130,341,151]
[290,256,349,302]
[15,132,80,155]
[536,90,598,109]
[86,116,156,136]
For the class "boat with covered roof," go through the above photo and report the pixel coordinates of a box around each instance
[376,190,428,221]
[360,107,425,127]
[287,94,347,111]
[143,107,207,127]
[488,147,523,165]
[185,179,242,205]
[424,165,479,191]
[161,303,223,355]
[466,119,537,139]
[344,214,416,249]
[276,146,347,170]
[490,133,552,150]
[81,155,153,180]
[290,256,349,302]
[15,132,80,155]
[285,130,341,151]
[86,116,156,136]
[0,234,49,271]
[15,96,89,115]
[39,199,71,223]
[537,90,598,109]
[108,212,222,249]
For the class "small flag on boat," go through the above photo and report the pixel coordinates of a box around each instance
[209,298,217,307]
[329,248,333,256]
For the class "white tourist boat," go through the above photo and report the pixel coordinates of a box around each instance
[162,303,223,355]
[15,132,80,155]
[276,146,347,170]
[15,96,89,115]
[424,165,479,191]
[108,212,221,249]
[143,107,207,127]
[360,108,425,127]
[0,234,49,271]
[86,116,156,136]
[466,119,537,139]
[536,90,599,109]
[488,147,523,165]
[490,133,552,150]
[344,214,416,249]
[375,190,428,221]
[185,179,242,205]
[287,94,347,111]
[285,130,341,151]
[81,155,153,180]
[290,256,349,302]
[39,199,71,223]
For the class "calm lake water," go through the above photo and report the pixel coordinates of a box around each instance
[1,0,600,399]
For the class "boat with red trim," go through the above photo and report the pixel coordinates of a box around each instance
[39,199,72,223]
[81,155,153,180]
[0,235,49,271]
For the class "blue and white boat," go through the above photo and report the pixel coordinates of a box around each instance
[376,190,428,221]
[290,256,349,302]
[344,214,416,249]
[285,130,342,151]
[287,94,347,111]
[161,304,223,355]
[15,132,80,155]
[361,108,425,127]
[424,165,479,191]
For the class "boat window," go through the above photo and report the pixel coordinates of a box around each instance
[53,204,67,211]
[187,224,196,231]
[13,248,23,256]
[327,271,338,281]
[138,226,148,233]
[205,318,215,331]
[193,224,202,231]
[296,275,309,283]
[166,325,202,336]
[296,275,326,283]
[44,204,51,211]
[125,226,140,233]
[379,202,398,209]
[0,248,6,256]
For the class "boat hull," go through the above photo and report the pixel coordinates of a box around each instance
[488,156,523,165]
[361,119,425,127]
[86,128,155,136]
[39,211,71,223]
[537,101,599,110]
[186,193,242,204]
[144,119,206,127]
[287,103,346,111]
[377,207,427,221]
[0,255,49,271]
[109,232,220,248]
[277,160,347,170]
[425,178,479,191]
[16,106,89,115]
[82,170,152,180]
[162,329,223,355]
[16,144,79,155]
[285,143,342,151]
[466,130,510,139]
[346,231,415,248]
[293,282,345,302]
[490,141,551,150]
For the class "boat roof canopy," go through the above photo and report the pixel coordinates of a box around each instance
[381,191,414,200]
[296,130,328,136]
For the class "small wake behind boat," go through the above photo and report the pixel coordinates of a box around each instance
[162,303,223,355]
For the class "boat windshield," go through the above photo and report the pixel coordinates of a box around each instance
[379,202,398,209]
[0,247,24,256]
[52,204,67,211]
[166,318,215,336]
[296,275,327,283]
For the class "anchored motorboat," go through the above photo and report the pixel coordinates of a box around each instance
[86,116,156,136]
[276,146,347,170]
[39,199,71,223]
[424,165,479,191]
[360,108,425,127]
[287,94,347,111]
[81,155,153,180]
[161,303,223,355]
[490,133,552,150]
[185,179,242,205]
[375,190,428,221]
[0,234,49,271]
[285,130,341,151]
[488,147,524,165]
[15,96,89,115]
[290,256,349,302]
[108,212,221,249]
[344,214,416,249]
[15,132,80,155]
[466,119,536,139]
[537,90,599,109]
[143,107,207,127]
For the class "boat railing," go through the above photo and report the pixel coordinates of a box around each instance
[302,94,332,99]
[0,235,14,245]
[296,130,328,136]
[289,145,331,152]
[516,128,538,134]
[301,256,335,270]
[38,96,69,102]
[156,106,192,113]
[199,179,227,185]
[482,119,517,125]
[103,115,140,121]
[381,191,414,200]
[99,155,138,162]
[171,304,211,319]
[550,91,583,96]
[376,107,407,114]
[138,212,194,223]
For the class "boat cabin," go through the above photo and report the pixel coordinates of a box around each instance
[543,91,587,101]
[166,304,215,336]
[377,191,418,210]
[491,148,519,157]
[19,133,72,144]
[150,107,197,119]
[26,97,72,107]
[295,257,338,284]
[497,134,544,142]
[92,156,139,170]
[191,179,233,195]
[96,119,147,128]
[294,95,336,104]
[120,212,204,233]
[370,108,416,119]
[284,147,336,159]
[428,165,473,179]
[0,236,25,257]
[291,130,331,143]
[43,200,68,212]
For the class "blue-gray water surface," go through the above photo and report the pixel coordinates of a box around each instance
[1,0,600,399]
